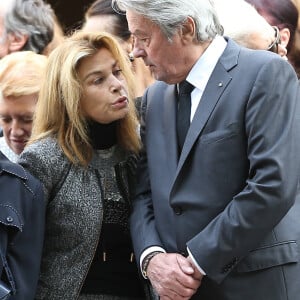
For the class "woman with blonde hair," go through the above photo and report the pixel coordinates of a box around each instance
[82,0,154,99]
[19,31,147,300]
[0,51,47,161]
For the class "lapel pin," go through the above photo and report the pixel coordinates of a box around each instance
[218,82,223,87]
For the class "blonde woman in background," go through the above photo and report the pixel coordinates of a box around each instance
[0,51,47,162]
[19,31,149,300]
[0,0,54,59]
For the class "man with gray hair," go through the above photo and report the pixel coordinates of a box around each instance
[0,0,54,59]
[113,0,300,299]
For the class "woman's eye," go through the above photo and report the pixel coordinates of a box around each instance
[94,77,104,85]
[113,69,122,77]
[23,119,33,124]
[0,117,11,123]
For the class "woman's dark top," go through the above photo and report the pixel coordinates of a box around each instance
[80,122,144,297]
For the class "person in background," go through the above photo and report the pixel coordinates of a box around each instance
[291,0,300,67]
[42,14,65,56]
[0,51,47,162]
[0,0,54,59]
[214,0,287,57]
[0,150,45,299]
[82,0,154,98]
[0,0,53,136]
[113,0,300,299]
[19,31,149,300]
[245,0,300,76]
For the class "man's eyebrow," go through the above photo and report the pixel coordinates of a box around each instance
[132,29,148,36]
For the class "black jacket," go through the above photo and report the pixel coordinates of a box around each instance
[0,152,45,300]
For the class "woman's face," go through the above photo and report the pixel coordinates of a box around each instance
[78,47,129,124]
[0,94,37,154]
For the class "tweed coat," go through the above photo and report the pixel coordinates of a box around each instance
[18,137,140,300]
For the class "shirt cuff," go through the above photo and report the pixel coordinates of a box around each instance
[140,246,166,277]
[187,247,206,275]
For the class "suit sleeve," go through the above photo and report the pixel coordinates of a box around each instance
[130,89,165,259]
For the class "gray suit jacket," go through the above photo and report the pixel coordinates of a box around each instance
[131,38,300,299]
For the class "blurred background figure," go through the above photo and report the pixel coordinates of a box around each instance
[245,0,300,76]
[0,0,54,59]
[82,0,154,98]
[42,14,65,56]
[291,0,300,76]
[214,0,287,57]
[0,51,47,162]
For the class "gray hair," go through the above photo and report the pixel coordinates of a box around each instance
[112,0,223,42]
[4,0,54,54]
[213,0,275,50]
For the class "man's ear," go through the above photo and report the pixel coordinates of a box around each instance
[7,33,28,52]
[181,16,196,42]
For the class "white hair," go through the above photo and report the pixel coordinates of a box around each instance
[213,0,274,49]
[113,0,223,42]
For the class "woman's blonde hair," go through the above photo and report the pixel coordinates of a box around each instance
[0,51,47,98]
[29,31,141,167]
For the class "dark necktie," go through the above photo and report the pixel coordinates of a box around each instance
[176,80,194,151]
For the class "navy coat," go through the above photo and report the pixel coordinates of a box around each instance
[0,152,45,300]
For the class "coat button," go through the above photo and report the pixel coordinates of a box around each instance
[6,216,13,223]
[173,206,182,215]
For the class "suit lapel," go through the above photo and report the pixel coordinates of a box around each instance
[175,39,239,176]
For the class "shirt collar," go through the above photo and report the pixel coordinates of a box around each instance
[186,35,227,92]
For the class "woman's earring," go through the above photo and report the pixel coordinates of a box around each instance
[129,52,135,62]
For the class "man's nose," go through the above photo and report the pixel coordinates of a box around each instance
[132,46,146,58]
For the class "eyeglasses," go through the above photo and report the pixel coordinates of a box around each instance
[267,26,281,54]
[111,0,126,15]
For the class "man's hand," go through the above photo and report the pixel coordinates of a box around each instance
[185,256,203,281]
[147,252,202,300]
